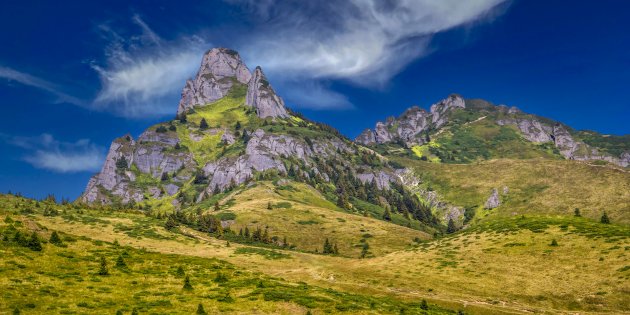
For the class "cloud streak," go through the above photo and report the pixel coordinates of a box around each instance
[237,0,507,86]
[91,16,208,118]
[0,66,85,105]
[2,133,105,173]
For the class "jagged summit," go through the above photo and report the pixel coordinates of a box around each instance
[356,94,465,146]
[357,94,630,167]
[246,67,289,118]
[177,48,252,115]
[177,48,288,119]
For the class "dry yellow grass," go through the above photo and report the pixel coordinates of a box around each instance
[401,158,630,223]
[217,181,430,257]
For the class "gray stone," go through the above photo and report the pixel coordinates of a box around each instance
[177,48,251,115]
[246,67,289,119]
[484,188,500,209]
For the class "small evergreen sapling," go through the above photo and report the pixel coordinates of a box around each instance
[196,303,207,315]
[49,231,63,246]
[183,275,193,290]
[601,212,610,224]
[98,256,109,276]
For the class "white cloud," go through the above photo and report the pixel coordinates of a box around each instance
[92,16,208,118]
[2,133,104,173]
[0,66,85,105]
[278,80,353,110]
[235,0,507,86]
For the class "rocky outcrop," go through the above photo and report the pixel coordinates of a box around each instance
[355,94,464,146]
[246,67,289,119]
[177,48,252,116]
[497,118,630,167]
[484,188,500,209]
[430,94,466,129]
[82,136,143,204]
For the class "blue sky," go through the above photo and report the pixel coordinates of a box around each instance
[1,0,629,200]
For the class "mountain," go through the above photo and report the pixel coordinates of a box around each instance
[357,95,630,167]
[4,47,630,315]
[82,48,416,207]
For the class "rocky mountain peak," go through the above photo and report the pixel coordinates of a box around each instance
[177,48,252,115]
[356,94,465,147]
[246,66,289,119]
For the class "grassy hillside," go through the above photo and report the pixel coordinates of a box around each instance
[399,158,630,224]
[2,193,629,314]
[210,181,433,257]
[0,217,453,314]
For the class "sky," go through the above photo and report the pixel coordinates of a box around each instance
[1,0,629,200]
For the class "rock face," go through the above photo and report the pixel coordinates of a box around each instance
[484,188,501,209]
[81,128,194,205]
[497,118,630,167]
[177,48,252,116]
[355,94,464,146]
[246,67,289,119]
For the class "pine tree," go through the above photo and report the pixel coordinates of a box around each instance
[574,208,581,217]
[116,255,127,268]
[179,112,187,123]
[333,243,339,255]
[601,212,610,224]
[550,239,558,246]
[28,232,42,251]
[199,118,209,130]
[323,238,335,254]
[447,219,457,234]
[214,202,220,211]
[196,303,207,315]
[165,215,178,230]
[183,275,193,290]
[116,310,123,315]
[49,231,63,246]
[161,172,170,182]
[267,202,273,210]
[239,228,243,237]
[235,121,242,130]
[383,207,392,221]
[176,266,185,277]
[244,227,251,238]
[115,156,128,170]
[420,299,429,310]
[283,236,288,248]
[98,256,109,276]
[13,308,20,315]
[131,309,139,315]
[361,242,370,258]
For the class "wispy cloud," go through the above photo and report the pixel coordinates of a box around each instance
[278,81,354,110]
[2,133,105,173]
[0,66,85,105]
[234,0,507,86]
[91,15,208,118]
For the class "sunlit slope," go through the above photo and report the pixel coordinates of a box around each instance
[399,158,630,224]
[212,180,432,257]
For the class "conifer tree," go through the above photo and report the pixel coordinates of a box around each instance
[183,275,193,290]
[420,299,429,310]
[196,303,207,315]
[267,202,273,210]
[98,256,109,276]
[447,218,457,234]
[176,266,185,277]
[116,254,127,268]
[49,231,63,246]
[239,228,243,237]
[179,112,187,123]
[244,227,250,238]
[28,232,42,251]
[574,208,581,217]
[550,239,558,246]
[199,118,209,130]
[283,236,288,248]
[383,207,392,221]
[361,242,370,258]
[601,212,610,224]
[116,310,123,315]
[214,202,220,211]
[131,309,139,315]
